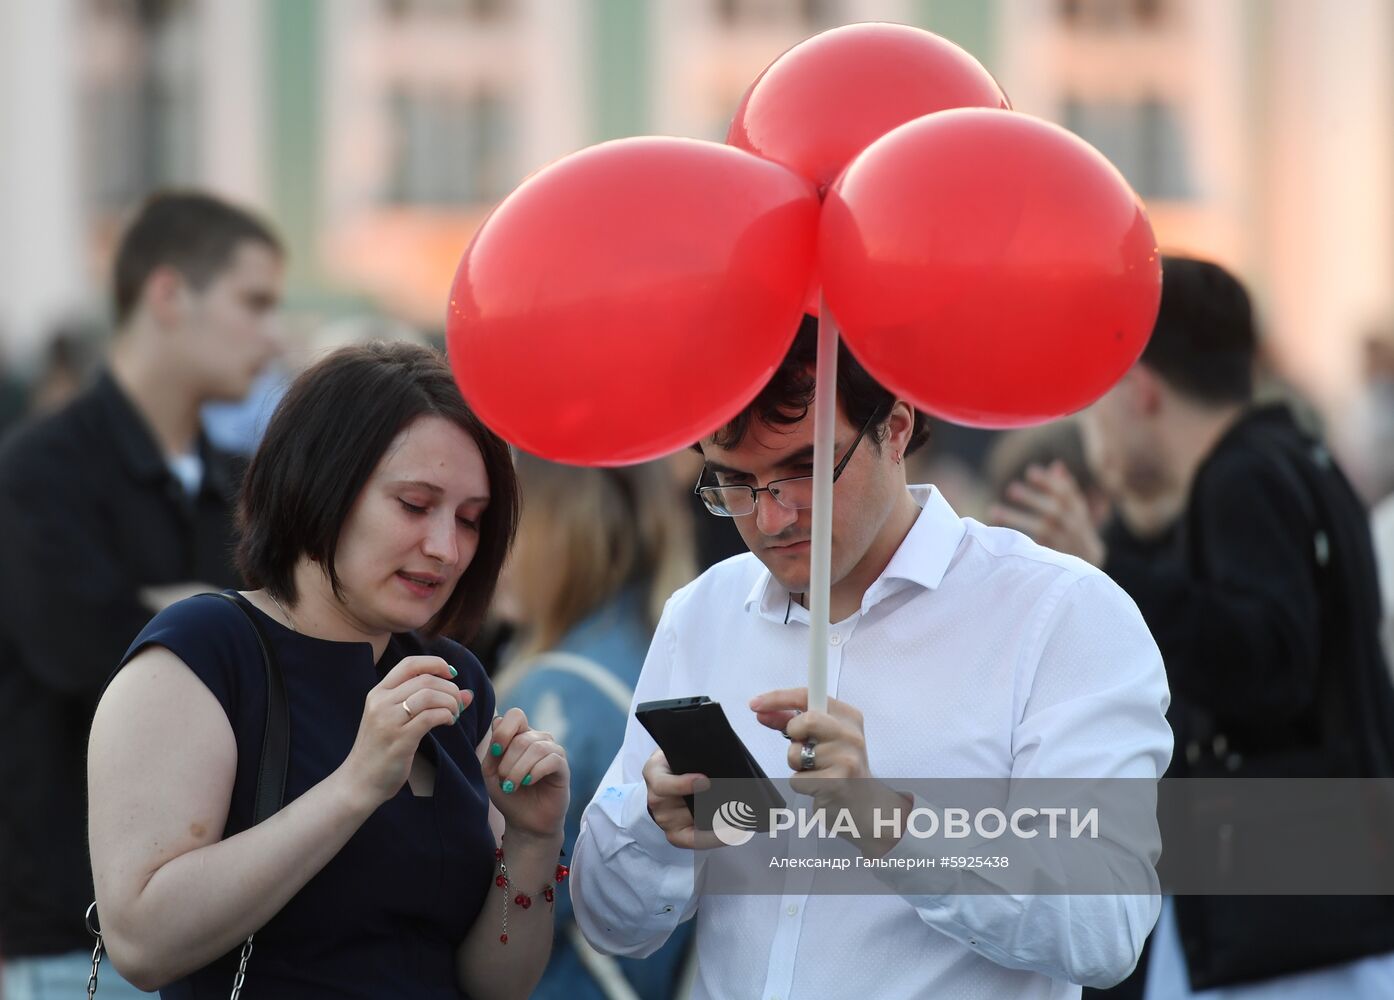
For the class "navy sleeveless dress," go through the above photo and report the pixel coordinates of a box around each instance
[115,592,497,999]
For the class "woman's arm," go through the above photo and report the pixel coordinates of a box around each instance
[456,713,568,1000]
[89,647,466,990]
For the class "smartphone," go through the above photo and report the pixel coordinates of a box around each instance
[635,696,786,820]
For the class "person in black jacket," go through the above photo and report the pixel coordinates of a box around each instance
[995,256,1394,998]
[0,192,282,997]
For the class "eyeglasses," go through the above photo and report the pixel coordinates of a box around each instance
[693,410,881,518]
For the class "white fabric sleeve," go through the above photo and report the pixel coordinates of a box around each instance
[873,571,1173,989]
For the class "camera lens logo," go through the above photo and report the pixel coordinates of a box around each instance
[712,800,758,847]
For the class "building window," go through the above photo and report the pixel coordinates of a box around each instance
[382,0,509,22]
[715,0,834,27]
[1058,0,1169,30]
[1062,97,1192,200]
[386,86,513,206]
[81,0,198,210]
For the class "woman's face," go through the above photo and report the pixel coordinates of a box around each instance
[332,414,490,635]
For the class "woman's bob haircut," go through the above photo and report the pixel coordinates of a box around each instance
[236,340,519,642]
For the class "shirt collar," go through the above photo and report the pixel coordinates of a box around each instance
[743,484,966,622]
[93,370,170,485]
[93,369,236,498]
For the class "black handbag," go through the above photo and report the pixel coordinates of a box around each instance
[86,591,290,999]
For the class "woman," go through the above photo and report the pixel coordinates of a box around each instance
[493,455,695,1000]
[88,342,568,999]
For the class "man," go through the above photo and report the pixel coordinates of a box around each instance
[996,257,1394,997]
[0,191,282,996]
[571,317,1172,999]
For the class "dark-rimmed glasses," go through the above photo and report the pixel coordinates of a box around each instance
[693,410,881,517]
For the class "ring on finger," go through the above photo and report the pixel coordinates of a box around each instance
[401,698,414,719]
[799,740,817,771]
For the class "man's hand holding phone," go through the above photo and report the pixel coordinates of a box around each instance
[642,749,718,850]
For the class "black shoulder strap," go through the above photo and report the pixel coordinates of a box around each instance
[216,592,291,823]
[86,592,292,983]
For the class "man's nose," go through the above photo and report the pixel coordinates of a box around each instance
[754,490,797,535]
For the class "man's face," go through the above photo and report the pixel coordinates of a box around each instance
[1079,369,1169,503]
[178,241,283,401]
[697,403,900,596]
[1079,383,1130,500]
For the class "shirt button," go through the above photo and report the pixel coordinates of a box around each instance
[786,903,799,916]
[829,633,842,646]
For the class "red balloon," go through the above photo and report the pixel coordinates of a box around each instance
[447,137,819,465]
[728,22,1009,194]
[819,109,1161,428]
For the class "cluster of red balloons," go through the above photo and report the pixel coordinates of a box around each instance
[447,23,1161,463]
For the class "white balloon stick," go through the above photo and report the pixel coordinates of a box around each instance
[807,299,838,714]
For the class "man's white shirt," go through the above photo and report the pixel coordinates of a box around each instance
[571,485,1172,1000]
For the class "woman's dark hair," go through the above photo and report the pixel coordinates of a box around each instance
[236,341,519,642]
[707,315,932,455]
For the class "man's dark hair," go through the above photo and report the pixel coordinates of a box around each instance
[236,341,519,643]
[113,190,282,327]
[707,315,932,455]
[1141,255,1257,405]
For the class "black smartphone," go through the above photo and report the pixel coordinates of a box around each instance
[635,696,786,820]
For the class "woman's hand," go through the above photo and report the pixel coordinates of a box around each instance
[483,708,569,841]
[340,655,471,809]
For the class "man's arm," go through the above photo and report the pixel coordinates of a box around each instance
[0,469,165,697]
[570,606,701,958]
[873,571,1172,988]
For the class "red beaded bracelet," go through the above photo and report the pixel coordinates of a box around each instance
[494,846,569,944]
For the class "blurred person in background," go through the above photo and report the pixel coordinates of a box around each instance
[0,190,282,998]
[667,448,747,572]
[493,454,696,1000]
[1374,493,1394,681]
[985,419,1111,531]
[200,313,433,460]
[0,345,28,437]
[988,414,1181,573]
[24,322,105,419]
[996,256,1394,999]
[903,416,995,521]
[1336,324,1394,505]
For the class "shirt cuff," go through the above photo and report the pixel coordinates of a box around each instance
[870,792,956,901]
[592,779,697,899]
[624,779,692,859]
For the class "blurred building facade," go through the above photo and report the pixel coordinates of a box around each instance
[1,0,1391,419]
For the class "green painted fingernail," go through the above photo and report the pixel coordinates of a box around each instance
[448,664,458,678]
[502,779,516,794]
[522,774,532,786]
[490,742,503,757]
